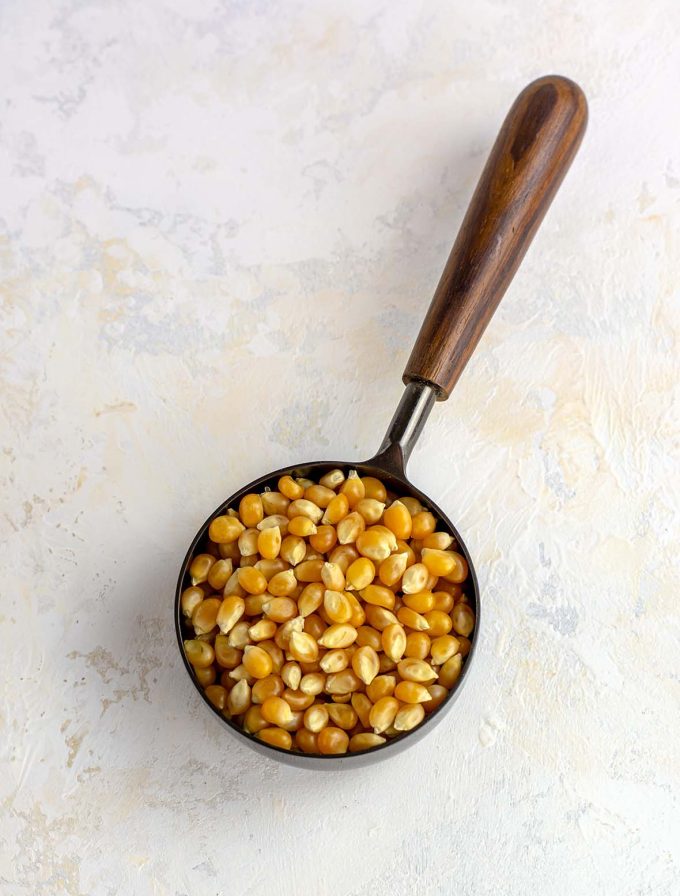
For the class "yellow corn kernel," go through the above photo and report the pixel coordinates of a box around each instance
[286,516,316,538]
[422,531,454,550]
[342,592,364,629]
[355,498,386,525]
[351,645,380,685]
[369,696,399,734]
[307,524,336,554]
[423,683,449,711]
[189,553,216,584]
[383,500,412,540]
[423,609,453,636]
[381,623,407,662]
[236,528,258,558]
[304,484,335,508]
[238,555,258,568]
[364,604,398,631]
[261,491,290,516]
[402,591,435,614]
[260,597,295,624]
[303,614,326,642]
[279,535,306,567]
[338,470,365,507]
[184,639,215,668]
[258,513,289,533]
[257,727,292,750]
[260,695,293,726]
[432,591,455,613]
[319,468,345,489]
[286,499,324,524]
[397,606,430,632]
[303,703,329,733]
[282,688,315,711]
[253,558,288,581]
[349,732,386,752]
[298,583,324,617]
[321,562,345,592]
[318,623,358,649]
[377,552,407,588]
[317,726,349,754]
[397,658,438,683]
[420,548,457,577]
[251,674,285,704]
[238,493,264,528]
[457,636,472,658]
[451,603,475,637]
[361,477,387,502]
[257,526,282,560]
[325,669,362,694]
[227,679,251,715]
[430,634,460,665]
[192,597,221,635]
[278,475,305,500]
[336,511,366,545]
[273,615,303,649]
[394,703,425,732]
[294,559,324,583]
[218,541,240,562]
[394,681,430,704]
[360,584,396,610]
[356,625,381,651]
[366,674,396,703]
[247,619,277,641]
[228,664,254,685]
[405,631,431,660]
[208,517,244,545]
[378,654,396,673]
[266,569,298,597]
[236,567,267,595]
[206,559,233,591]
[299,672,326,695]
[243,705,268,733]
[304,545,324,562]
[214,638,242,670]
[181,586,204,618]
[322,493,350,527]
[323,590,353,625]
[345,557,374,591]
[259,640,285,672]
[327,703,358,730]
[242,645,274,679]
[295,728,319,753]
[438,653,463,689]
[280,709,305,733]
[354,529,390,561]
[244,593,268,616]
[320,648,350,674]
[288,630,319,663]
[401,563,429,595]
[227,620,251,649]
[213,595,245,635]
[441,551,468,584]
[351,692,373,728]
[328,544,360,573]
[411,511,436,539]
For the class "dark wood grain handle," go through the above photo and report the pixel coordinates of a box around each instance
[403,75,587,399]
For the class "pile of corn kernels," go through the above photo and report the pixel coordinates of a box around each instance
[180,470,475,755]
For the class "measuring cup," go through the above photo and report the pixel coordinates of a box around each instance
[175,75,587,767]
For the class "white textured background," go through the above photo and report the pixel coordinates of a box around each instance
[1,1,679,894]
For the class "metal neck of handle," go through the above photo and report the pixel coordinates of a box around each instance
[368,380,438,477]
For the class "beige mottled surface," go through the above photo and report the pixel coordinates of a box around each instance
[1,1,679,894]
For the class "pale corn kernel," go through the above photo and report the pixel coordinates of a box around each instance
[422,532,454,551]
[237,566,268,595]
[267,569,298,597]
[323,590,353,624]
[394,703,425,732]
[280,535,306,567]
[405,631,431,660]
[432,591,455,613]
[257,526,282,560]
[395,540,417,567]
[244,593,268,616]
[282,688,315,711]
[345,592,367,628]
[181,586,204,618]
[327,703,358,730]
[355,498,386,525]
[397,658,438,682]
[304,484,336,508]
[401,563,429,594]
[304,545,324,561]
[247,619,277,641]
[227,620,251,649]
[189,553,216,584]
[438,653,463,688]
[286,499,323,523]
[351,692,373,728]
[295,728,319,753]
[345,557,375,591]
[381,623,407,662]
[275,616,305,649]
[364,604,398,631]
[430,635,460,665]
[394,681,430,704]
[208,517,244,545]
[280,710,305,733]
[184,639,215,668]
[281,661,302,690]
[369,696,399,734]
[360,584,396,610]
[260,695,293,726]
[299,672,326,695]
[229,664,255,685]
[351,645,380,685]
[207,559,234,590]
[356,530,392,562]
[366,675,396,703]
[227,679,251,715]
[287,516,318,537]
[325,669,362,694]
[322,493,350,525]
[397,606,430,632]
[310,525,338,554]
[242,645,274,679]
[319,468,345,489]
[319,649,350,674]
[383,500,412,540]
[294,559,324,583]
[192,597,222,635]
[317,623,358,649]
[378,654,396,673]
[298,583,324,616]
[442,551,468,584]
[328,544,360,573]
[262,597,297,623]
[378,552,409,587]
[424,610,453,636]
[369,525,398,551]
[423,684,449,711]
[288,630,319,663]
[278,475,305,500]
[260,491,290,516]
[251,674,285,704]
[239,494,264,528]
[238,528,260,557]
[257,727,292,750]
[321,562,345,592]
[336,512,365,545]
[317,726,349,754]
[451,603,475,636]
[304,704,329,733]
[356,625,382,651]
[349,732,386,751]
[361,477,387,502]
[402,590,435,614]
[421,548,458,577]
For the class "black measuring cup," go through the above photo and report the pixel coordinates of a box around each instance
[175,75,587,767]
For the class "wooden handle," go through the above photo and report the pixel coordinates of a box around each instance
[403,75,587,399]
